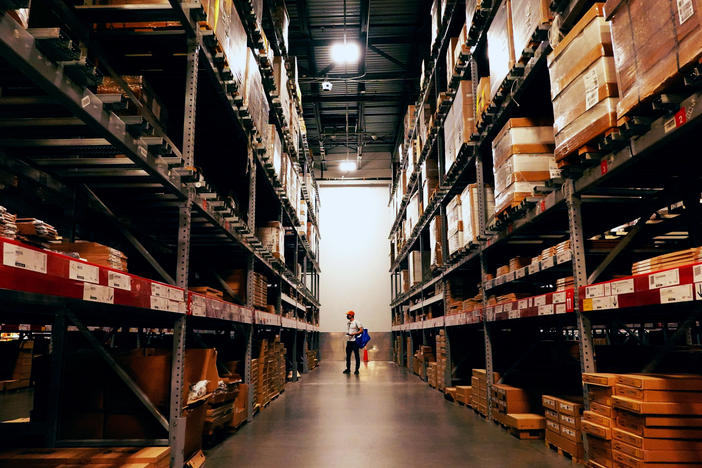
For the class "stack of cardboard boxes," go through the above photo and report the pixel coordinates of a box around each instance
[443,80,475,173]
[456,385,473,405]
[471,369,500,417]
[429,215,444,268]
[492,384,545,438]
[256,221,285,259]
[492,118,557,215]
[436,330,447,392]
[409,250,430,287]
[254,338,287,408]
[52,241,128,272]
[487,0,515,100]
[582,373,617,467]
[547,4,618,165]
[544,394,586,461]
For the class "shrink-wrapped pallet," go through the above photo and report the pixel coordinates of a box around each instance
[243,48,270,138]
[417,104,433,154]
[510,0,551,60]
[429,215,444,267]
[421,158,440,206]
[466,0,481,31]
[443,80,475,174]
[547,4,617,162]
[492,118,554,168]
[409,250,430,286]
[606,0,702,119]
[487,0,515,99]
[266,124,283,180]
[447,195,463,255]
[493,154,558,195]
[459,184,494,246]
[273,56,291,127]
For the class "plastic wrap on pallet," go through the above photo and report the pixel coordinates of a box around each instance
[606,0,702,120]
[492,118,554,168]
[227,0,248,93]
[273,56,291,126]
[460,184,486,246]
[447,195,463,236]
[552,56,618,135]
[466,0,481,31]
[487,0,516,99]
[510,0,551,59]
[547,5,612,100]
[266,129,282,184]
[407,192,420,232]
[494,182,540,214]
[409,250,430,286]
[554,97,618,161]
[417,103,432,154]
[404,105,416,143]
[429,215,444,267]
[256,221,284,259]
[443,80,475,174]
[421,158,440,206]
[243,48,270,138]
[493,154,558,194]
[272,1,289,52]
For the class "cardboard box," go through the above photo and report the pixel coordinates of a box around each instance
[422,158,440,205]
[510,0,551,59]
[606,0,702,119]
[615,385,702,403]
[584,373,618,387]
[584,410,612,428]
[587,433,614,466]
[429,215,444,267]
[614,408,702,435]
[409,250,430,286]
[443,80,475,174]
[614,396,702,415]
[487,0,516,99]
[616,374,702,391]
[584,419,613,440]
[492,118,555,168]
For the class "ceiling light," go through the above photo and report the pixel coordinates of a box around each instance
[339,160,357,172]
[321,80,333,91]
[331,41,361,64]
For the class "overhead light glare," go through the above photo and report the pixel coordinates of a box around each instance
[331,41,361,64]
[339,160,357,172]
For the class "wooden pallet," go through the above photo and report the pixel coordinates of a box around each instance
[545,441,583,465]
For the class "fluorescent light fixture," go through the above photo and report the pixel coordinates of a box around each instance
[331,41,361,64]
[339,160,357,172]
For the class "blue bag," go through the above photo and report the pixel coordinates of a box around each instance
[356,328,371,348]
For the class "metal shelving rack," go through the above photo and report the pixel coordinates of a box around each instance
[391,0,702,431]
[0,1,320,465]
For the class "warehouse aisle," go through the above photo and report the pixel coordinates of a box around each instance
[205,361,572,467]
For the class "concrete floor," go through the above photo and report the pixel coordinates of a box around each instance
[206,361,572,468]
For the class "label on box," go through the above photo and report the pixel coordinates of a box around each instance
[553,291,567,304]
[694,264,702,283]
[586,283,610,298]
[541,256,555,269]
[678,0,695,24]
[191,296,206,317]
[69,261,99,284]
[83,283,114,304]
[151,282,168,298]
[555,303,567,314]
[167,287,184,302]
[519,299,529,309]
[561,415,577,426]
[108,271,131,291]
[528,263,540,274]
[538,304,554,316]
[506,271,515,282]
[547,420,560,432]
[592,296,618,310]
[168,299,185,313]
[534,295,547,306]
[696,282,702,300]
[516,267,526,279]
[660,284,693,304]
[496,304,504,313]
[584,67,599,110]
[509,310,519,319]
[649,269,679,289]
[611,278,634,295]
[556,250,572,264]
[3,243,47,274]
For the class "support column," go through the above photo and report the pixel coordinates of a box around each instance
[245,144,257,423]
[170,37,198,468]
[46,311,66,448]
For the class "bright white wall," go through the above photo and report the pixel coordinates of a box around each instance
[319,184,392,333]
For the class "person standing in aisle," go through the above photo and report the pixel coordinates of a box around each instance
[343,310,363,374]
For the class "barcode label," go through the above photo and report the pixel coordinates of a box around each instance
[678,0,695,24]
[84,284,114,304]
[534,295,547,306]
[611,278,634,295]
[649,269,680,289]
[553,292,567,304]
[69,261,99,284]
[516,267,526,279]
[584,67,599,110]
[555,303,567,314]
[557,250,572,264]
[592,296,618,310]
[538,304,554,316]
[528,263,540,274]
[542,256,555,269]
[694,264,702,283]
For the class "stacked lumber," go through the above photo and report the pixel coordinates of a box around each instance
[462,293,483,312]
[556,277,575,291]
[534,239,570,263]
[509,256,530,271]
[544,394,586,462]
[190,286,224,299]
[631,248,702,275]
[51,241,128,271]
[0,206,17,239]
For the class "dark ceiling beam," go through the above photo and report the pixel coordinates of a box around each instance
[295,0,325,169]
[367,44,407,69]
[304,94,404,103]
[357,0,370,167]
[290,35,413,47]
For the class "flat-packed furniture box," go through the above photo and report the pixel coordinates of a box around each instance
[510,0,551,61]
[547,4,617,163]
[273,56,292,127]
[487,0,515,99]
[51,240,128,271]
[447,25,468,86]
[417,103,433,154]
[443,80,475,174]
[606,0,702,120]
[492,118,556,214]
[459,183,494,246]
[409,250,431,286]
[429,215,444,267]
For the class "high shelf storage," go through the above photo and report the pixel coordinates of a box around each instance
[0,1,320,466]
[390,0,702,464]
